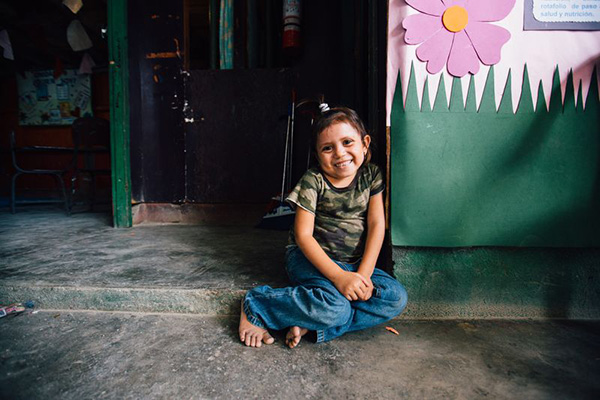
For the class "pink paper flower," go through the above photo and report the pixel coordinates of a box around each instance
[402,0,515,77]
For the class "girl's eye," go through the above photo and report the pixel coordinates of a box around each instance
[321,146,332,152]
[343,139,354,145]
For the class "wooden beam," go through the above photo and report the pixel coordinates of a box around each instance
[108,0,132,228]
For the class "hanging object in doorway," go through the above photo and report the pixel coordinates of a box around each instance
[63,0,83,14]
[282,0,301,56]
[67,19,93,51]
[220,0,234,69]
[78,53,95,74]
[0,30,14,60]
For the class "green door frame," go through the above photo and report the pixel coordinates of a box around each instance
[108,0,132,228]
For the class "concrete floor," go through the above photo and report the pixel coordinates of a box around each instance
[0,208,289,289]
[1,208,600,399]
[1,312,599,399]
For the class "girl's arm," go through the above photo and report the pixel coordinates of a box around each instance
[294,207,369,301]
[356,192,386,299]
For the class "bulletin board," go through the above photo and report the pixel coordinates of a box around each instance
[524,0,600,30]
[17,69,93,126]
[386,0,600,247]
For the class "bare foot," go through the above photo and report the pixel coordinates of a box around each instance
[285,326,308,349]
[239,301,274,348]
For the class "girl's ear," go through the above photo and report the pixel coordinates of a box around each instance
[363,134,371,150]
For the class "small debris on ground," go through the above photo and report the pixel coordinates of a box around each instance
[458,322,478,333]
[385,326,400,335]
[0,304,25,318]
[0,301,35,318]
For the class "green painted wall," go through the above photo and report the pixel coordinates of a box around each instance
[390,66,600,318]
[393,247,600,319]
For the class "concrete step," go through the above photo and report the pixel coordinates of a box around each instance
[0,285,245,315]
[0,283,574,319]
[0,211,288,316]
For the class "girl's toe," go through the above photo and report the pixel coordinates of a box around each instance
[263,333,275,345]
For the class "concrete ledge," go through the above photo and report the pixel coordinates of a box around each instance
[0,286,245,316]
[3,284,600,319]
[132,203,268,226]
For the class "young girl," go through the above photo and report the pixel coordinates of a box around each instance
[239,104,407,348]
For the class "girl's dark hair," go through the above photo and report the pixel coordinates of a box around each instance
[308,102,372,164]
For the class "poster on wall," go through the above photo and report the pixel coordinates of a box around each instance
[17,69,93,126]
[525,0,600,30]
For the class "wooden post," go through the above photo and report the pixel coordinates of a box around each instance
[247,0,258,68]
[210,0,219,69]
[108,0,132,228]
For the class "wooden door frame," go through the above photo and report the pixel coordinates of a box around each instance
[108,0,132,228]
[368,0,393,270]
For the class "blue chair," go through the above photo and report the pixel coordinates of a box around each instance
[9,130,74,214]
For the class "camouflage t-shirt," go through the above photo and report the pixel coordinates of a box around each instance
[285,163,385,263]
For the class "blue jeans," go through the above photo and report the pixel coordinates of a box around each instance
[243,246,407,343]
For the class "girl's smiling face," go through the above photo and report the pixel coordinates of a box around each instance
[316,122,371,187]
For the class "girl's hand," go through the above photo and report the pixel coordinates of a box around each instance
[357,275,374,301]
[333,271,370,301]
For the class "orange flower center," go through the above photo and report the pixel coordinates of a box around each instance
[443,5,469,33]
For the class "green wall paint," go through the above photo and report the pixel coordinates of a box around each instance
[393,247,600,319]
[390,65,600,247]
[108,0,132,228]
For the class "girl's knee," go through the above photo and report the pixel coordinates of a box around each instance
[313,291,351,326]
[394,283,408,314]
[376,277,406,301]
[376,280,408,316]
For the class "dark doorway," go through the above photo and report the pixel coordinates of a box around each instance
[127,0,387,227]
[183,0,385,205]
[0,0,111,215]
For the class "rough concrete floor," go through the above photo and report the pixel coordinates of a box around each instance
[1,312,599,400]
[0,209,289,289]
